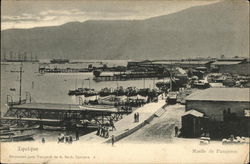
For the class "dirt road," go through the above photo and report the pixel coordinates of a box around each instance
[120,104,185,143]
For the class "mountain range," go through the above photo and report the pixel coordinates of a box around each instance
[1,1,249,60]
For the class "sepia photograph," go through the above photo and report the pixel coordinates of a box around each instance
[0,0,249,163]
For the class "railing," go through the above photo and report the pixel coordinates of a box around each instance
[6,93,32,106]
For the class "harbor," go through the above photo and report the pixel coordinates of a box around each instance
[1,57,250,144]
[0,60,169,143]
[1,0,249,163]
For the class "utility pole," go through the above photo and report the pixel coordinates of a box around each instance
[19,62,23,104]
[170,61,173,92]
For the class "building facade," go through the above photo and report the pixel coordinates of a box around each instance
[185,88,250,121]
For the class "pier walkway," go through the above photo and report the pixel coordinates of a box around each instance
[1,117,59,123]
[79,98,167,143]
[9,103,117,113]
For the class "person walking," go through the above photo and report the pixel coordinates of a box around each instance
[110,120,116,131]
[58,133,61,143]
[58,133,65,143]
[42,137,45,144]
[96,126,101,136]
[174,126,179,137]
[69,135,73,144]
[75,129,79,141]
[137,112,140,122]
[101,126,104,137]
[65,136,69,143]
[105,128,109,138]
[134,113,137,123]
[111,135,115,146]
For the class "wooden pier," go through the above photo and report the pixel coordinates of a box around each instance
[93,71,170,82]
[2,102,126,128]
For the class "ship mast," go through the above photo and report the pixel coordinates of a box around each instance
[170,61,173,92]
[3,51,6,61]
[19,62,23,103]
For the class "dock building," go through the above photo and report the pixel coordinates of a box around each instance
[182,88,250,138]
[211,58,249,75]
[185,88,250,121]
[127,60,213,70]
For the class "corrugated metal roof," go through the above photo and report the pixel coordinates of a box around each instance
[177,61,211,64]
[185,88,250,102]
[212,61,242,65]
[151,61,211,65]
[183,109,204,117]
[151,61,175,64]
[217,58,246,61]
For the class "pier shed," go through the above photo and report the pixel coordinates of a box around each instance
[181,110,207,138]
[210,58,249,75]
[150,60,212,69]
[185,88,250,121]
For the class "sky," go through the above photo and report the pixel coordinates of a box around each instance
[1,0,219,30]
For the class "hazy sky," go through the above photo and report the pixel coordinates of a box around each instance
[1,0,218,30]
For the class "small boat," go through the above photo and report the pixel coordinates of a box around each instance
[42,125,66,131]
[50,58,70,64]
[1,134,34,142]
[9,126,39,131]
[68,88,97,96]
[10,88,16,91]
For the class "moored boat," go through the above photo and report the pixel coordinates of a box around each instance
[1,134,34,142]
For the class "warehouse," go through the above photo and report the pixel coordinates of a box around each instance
[216,62,250,76]
[150,60,212,69]
[185,88,250,122]
[210,58,249,75]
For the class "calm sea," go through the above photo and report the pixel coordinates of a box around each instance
[1,60,168,141]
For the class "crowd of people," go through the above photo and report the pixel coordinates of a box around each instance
[134,112,140,122]
[57,133,73,144]
[96,126,110,138]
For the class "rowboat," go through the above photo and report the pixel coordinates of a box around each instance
[9,126,39,131]
[42,125,66,131]
[1,134,34,142]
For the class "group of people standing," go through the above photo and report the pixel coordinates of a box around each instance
[58,133,73,144]
[134,112,140,122]
[96,126,109,138]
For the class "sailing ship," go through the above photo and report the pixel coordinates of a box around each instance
[1,51,39,62]
[50,58,70,64]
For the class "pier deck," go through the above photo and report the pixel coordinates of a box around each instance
[79,97,167,143]
[1,117,59,123]
[10,103,118,113]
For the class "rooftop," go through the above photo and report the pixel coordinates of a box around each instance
[212,61,242,65]
[177,61,211,64]
[182,109,204,117]
[11,103,118,112]
[151,61,211,65]
[217,58,246,61]
[185,88,250,102]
